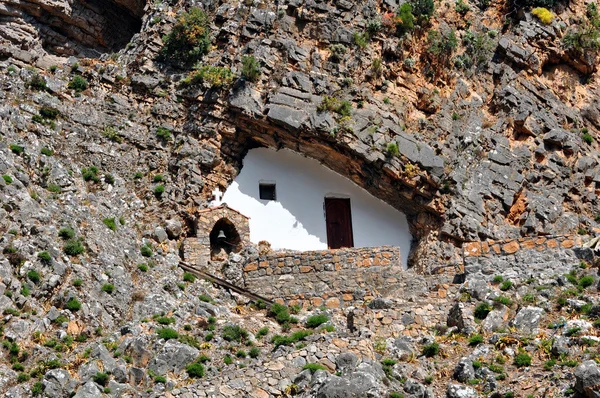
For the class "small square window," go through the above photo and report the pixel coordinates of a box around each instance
[259,183,276,200]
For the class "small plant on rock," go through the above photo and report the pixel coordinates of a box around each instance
[68,76,88,93]
[422,342,440,357]
[306,314,329,329]
[38,251,52,265]
[514,351,532,368]
[241,56,261,82]
[303,363,327,373]
[63,239,84,256]
[93,372,109,386]
[156,328,178,340]
[65,298,82,311]
[474,302,492,320]
[469,334,484,346]
[186,361,205,378]
[101,284,115,294]
[140,244,153,257]
[222,325,249,342]
[500,280,513,291]
[102,218,117,231]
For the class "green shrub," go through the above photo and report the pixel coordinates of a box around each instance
[256,327,269,339]
[27,270,41,284]
[353,31,369,49]
[584,133,596,144]
[38,251,52,265]
[39,106,59,119]
[386,143,399,157]
[186,361,205,378]
[101,284,114,294]
[427,29,458,60]
[81,166,100,182]
[303,363,327,373]
[138,264,148,272]
[495,296,512,306]
[249,347,260,358]
[17,373,30,383]
[9,144,24,155]
[156,328,179,340]
[66,298,82,311]
[182,65,236,87]
[154,184,165,196]
[269,303,292,324]
[455,0,470,15]
[2,175,12,184]
[103,218,117,231]
[411,0,435,18]
[544,359,556,370]
[73,279,83,287]
[306,314,329,328]
[47,184,61,193]
[224,354,233,365]
[236,349,247,358]
[222,325,248,342]
[93,372,109,386]
[160,8,211,66]
[422,342,440,357]
[271,330,312,348]
[183,272,196,282]
[64,239,84,256]
[469,334,483,346]
[474,303,492,320]
[389,393,405,398]
[198,294,212,303]
[32,381,44,395]
[500,280,513,291]
[58,227,75,239]
[104,174,115,185]
[204,332,214,342]
[156,127,172,141]
[241,56,261,82]
[26,74,47,91]
[396,3,415,35]
[579,275,595,288]
[156,316,175,325]
[40,147,54,156]
[141,244,153,257]
[329,44,347,63]
[493,275,504,283]
[514,351,532,368]
[68,76,88,92]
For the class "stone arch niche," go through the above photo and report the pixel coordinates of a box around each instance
[209,218,242,260]
[183,205,250,269]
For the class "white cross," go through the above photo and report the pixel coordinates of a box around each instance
[211,187,223,206]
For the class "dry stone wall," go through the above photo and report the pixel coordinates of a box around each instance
[462,234,593,283]
[242,246,461,308]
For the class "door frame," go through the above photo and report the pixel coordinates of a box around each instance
[324,197,354,249]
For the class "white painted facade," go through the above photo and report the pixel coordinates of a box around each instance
[221,147,412,267]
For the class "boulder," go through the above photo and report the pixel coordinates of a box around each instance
[453,357,475,383]
[575,360,600,398]
[510,306,544,334]
[447,384,479,398]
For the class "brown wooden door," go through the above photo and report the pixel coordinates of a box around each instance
[325,198,354,249]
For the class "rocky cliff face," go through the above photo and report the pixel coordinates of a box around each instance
[0,0,599,397]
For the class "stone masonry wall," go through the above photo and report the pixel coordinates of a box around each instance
[243,247,404,308]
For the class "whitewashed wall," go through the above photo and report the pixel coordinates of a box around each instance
[221,148,412,267]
